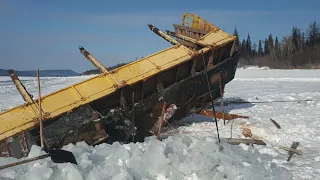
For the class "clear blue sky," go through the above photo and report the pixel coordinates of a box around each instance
[1,0,319,73]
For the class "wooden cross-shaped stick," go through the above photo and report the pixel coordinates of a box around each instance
[279,142,302,161]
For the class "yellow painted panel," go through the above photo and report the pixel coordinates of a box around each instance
[0,104,37,139]
[41,89,82,113]
[150,46,191,67]
[112,60,158,83]
[198,30,236,46]
[73,75,116,98]
[112,45,193,84]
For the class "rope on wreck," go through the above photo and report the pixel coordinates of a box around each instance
[201,50,221,143]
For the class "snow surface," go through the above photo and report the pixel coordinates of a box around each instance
[0,68,320,179]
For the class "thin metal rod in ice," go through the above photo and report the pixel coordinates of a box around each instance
[201,51,220,143]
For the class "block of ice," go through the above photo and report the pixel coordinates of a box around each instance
[0,168,17,179]
[27,145,46,158]
[60,163,83,180]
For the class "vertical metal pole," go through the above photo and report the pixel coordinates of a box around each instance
[201,51,220,143]
[131,92,135,142]
[219,77,226,125]
[37,69,44,148]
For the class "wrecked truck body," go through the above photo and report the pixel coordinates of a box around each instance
[0,13,240,158]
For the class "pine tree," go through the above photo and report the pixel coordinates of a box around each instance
[233,25,240,51]
[241,39,246,55]
[258,40,263,56]
[292,26,298,52]
[233,25,239,37]
[264,39,269,55]
[274,36,280,56]
[268,34,274,50]
[252,43,257,56]
[246,34,252,56]
[307,21,319,46]
[301,32,306,50]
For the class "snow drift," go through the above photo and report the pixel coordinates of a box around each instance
[0,135,292,180]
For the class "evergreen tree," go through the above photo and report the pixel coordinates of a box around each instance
[246,34,252,56]
[301,32,306,50]
[307,21,319,46]
[233,25,240,50]
[268,34,274,50]
[241,39,246,55]
[264,39,269,55]
[258,40,263,56]
[252,43,257,56]
[292,26,298,52]
[275,36,279,49]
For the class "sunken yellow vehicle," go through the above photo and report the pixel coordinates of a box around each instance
[0,13,239,158]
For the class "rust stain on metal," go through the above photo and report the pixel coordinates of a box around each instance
[199,109,249,120]
[210,73,221,83]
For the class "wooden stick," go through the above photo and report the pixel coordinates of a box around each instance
[0,154,50,170]
[37,69,44,148]
[157,102,166,140]
[270,118,281,129]
[227,138,266,146]
[279,146,302,155]
[287,142,300,161]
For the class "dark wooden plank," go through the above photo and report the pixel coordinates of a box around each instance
[287,142,299,161]
[270,118,281,129]
[227,138,266,145]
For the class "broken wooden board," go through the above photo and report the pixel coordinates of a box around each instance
[227,138,266,145]
[284,142,300,161]
[270,118,281,129]
[198,109,249,120]
[279,146,302,155]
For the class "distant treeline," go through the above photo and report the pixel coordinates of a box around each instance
[234,20,320,69]
[0,69,79,77]
[81,62,132,75]
[82,20,320,74]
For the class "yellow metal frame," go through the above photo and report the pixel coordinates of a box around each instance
[0,13,237,142]
[182,13,220,32]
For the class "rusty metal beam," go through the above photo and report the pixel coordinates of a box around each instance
[156,75,164,95]
[207,51,214,70]
[199,109,249,120]
[166,30,207,47]
[175,66,180,82]
[78,46,108,74]
[7,69,42,116]
[147,24,180,46]
[173,24,208,36]
[141,81,144,100]
[78,46,123,87]
[8,69,34,104]
[190,60,197,77]
[120,89,127,109]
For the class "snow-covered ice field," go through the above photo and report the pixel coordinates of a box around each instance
[0,68,320,180]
